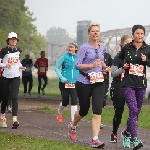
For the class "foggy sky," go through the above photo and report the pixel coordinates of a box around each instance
[25,0,150,36]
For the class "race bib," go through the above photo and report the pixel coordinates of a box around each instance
[39,67,45,72]
[121,73,124,80]
[65,83,75,88]
[8,57,19,65]
[129,63,144,76]
[88,72,104,84]
[25,66,31,72]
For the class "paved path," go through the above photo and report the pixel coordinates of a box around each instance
[1,108,150,150]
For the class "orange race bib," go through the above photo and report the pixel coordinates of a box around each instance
[8,57,19,65]
[88,72,104,84]
[129,63,144,76]
[121,73,124,80]
[65,83,75,88]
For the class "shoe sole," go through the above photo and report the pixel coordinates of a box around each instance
[91,143,105,148]
[12,122,19,129]
[133,143,143,150]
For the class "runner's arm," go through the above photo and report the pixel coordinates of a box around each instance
[55,55,67,82]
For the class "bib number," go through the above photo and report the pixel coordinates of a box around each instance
[39,67,45,72]
[65,83,75,88]
[88,72,104,84]
[129,63,144,76]
[121,73,124,80]
[25,66,31,72]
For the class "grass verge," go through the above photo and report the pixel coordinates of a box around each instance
[37,105,150,129]
[0,132,92,150]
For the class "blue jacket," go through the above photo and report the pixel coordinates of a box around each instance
[55,53,79,83]
[21,59,33,76]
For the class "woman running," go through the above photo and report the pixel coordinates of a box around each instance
[118,25,150,150]
[55,42,79,123]
[0,32,25,129]
[110,35,132,143]
[68,23,110,148]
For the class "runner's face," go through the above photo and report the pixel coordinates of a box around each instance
[123,38,132,46]
[133,29,145,43]
[41,52,45,58]
[89,26,100,41]
[67,45,76,54]
[8,38,18,46]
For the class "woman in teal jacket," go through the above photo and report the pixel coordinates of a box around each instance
[55,42,79,123]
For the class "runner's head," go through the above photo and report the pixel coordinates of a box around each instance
[6,32,19,47]
[40,51,45,58]
[25,54,30,59]
[132,25,145,43]
[68,42,78,54]
[88,23,100,42]
[120,35,132,48]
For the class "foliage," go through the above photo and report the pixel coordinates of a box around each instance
[0,0,46,60]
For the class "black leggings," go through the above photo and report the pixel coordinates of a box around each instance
[22,75,33,93]
[76,81,104,117]
[110,87,125,135]
[1,77,20,116]
[59,82,77,106]
[103,82,109,107]
[38,75,48,94]
[0,77,3,103]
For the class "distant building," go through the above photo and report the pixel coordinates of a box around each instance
[77,20,92,47]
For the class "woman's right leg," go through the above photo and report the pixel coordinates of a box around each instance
[0,77,10,127]
[69,81,91,141]
[110,87,125,142]
[57,82,69,123]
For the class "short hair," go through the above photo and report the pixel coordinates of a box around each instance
[88,23,100,33]
[132,25,145,35]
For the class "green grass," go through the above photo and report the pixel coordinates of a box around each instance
[37,105,150,129]
[19,78,61,96]
[0,132,92,150]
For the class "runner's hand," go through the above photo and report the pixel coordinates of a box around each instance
[103,66,111,74]
[6,63,11,69]
[141,53,146,61]
[21,66,26,71]
[123,63,129,69]
[92,59,102,68]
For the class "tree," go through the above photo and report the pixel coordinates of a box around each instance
[46,27,74,44]
[0,0,46,60]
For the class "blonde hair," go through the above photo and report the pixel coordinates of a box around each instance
[88,23,100,33]
[120,35,131,48]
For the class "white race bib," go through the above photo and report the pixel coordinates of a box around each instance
[129,63,144,76]
[39,67,45,72]
[65,83,75,88]
[88,72,104,84]
[25,66,31,72]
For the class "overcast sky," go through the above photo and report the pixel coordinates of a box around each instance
[25,0,150,36]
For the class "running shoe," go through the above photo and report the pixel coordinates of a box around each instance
[121,131,131,148]
[41,88,45,95]
[110,133,117,143]
[90,138,105,148]
[12,120,19,129]
[0,118,7,128]
[68,122,77,141]
[121,131,133,143]
[28,92,32,95]
[133,137,143,150]
[7,105,12,113]
[100,123,106,129]
[57,114,63,123]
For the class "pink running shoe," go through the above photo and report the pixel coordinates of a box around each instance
[90,138,105,148]
[68,122,77,141]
